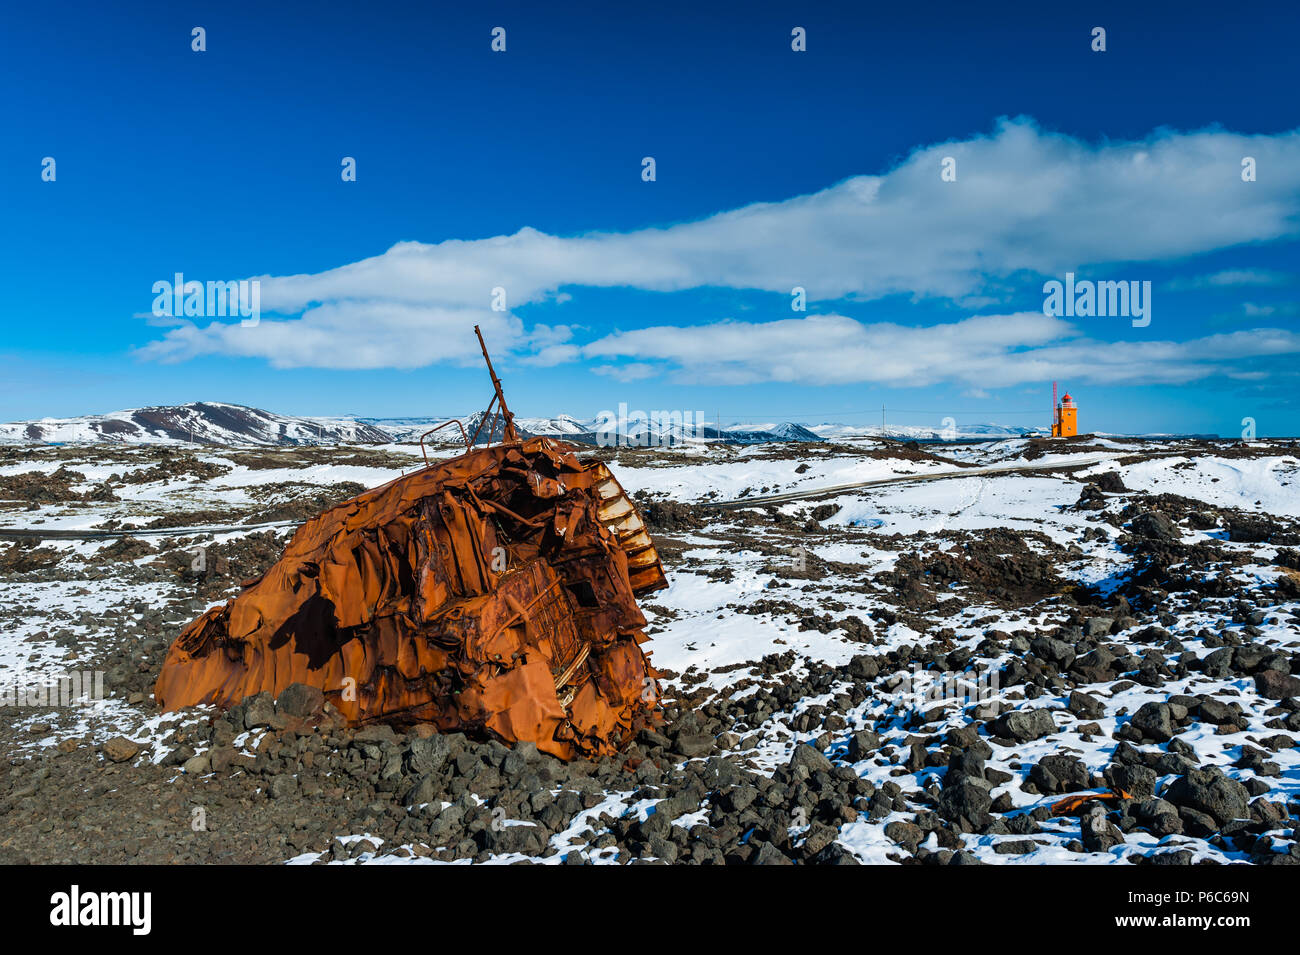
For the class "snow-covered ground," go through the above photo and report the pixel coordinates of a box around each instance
[1,435,1297,865]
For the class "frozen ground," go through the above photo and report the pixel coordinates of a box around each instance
[0,435,1297,865]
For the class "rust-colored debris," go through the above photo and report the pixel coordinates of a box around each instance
[1049,789,1132,817]
[155,328,668,759]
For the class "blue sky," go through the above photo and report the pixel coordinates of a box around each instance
[2,1,1298,436]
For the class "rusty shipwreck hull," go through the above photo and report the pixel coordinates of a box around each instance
[154,436,667,759]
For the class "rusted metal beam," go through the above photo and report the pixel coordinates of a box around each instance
[474,324,519,445]
[156,400,668,758]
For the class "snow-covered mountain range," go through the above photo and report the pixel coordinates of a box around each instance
[0,402,1035,447]
[0,402,390,446]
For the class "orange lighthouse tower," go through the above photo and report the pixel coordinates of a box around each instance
[1051,382,1077,437]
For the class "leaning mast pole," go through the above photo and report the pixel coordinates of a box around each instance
[474,325,520,444]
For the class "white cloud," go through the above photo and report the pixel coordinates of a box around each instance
[140,305,523,369]
[1166,269,1293,290]
[137,117,1300,373]
[1242,302,1300,318]
[591,362,660,382]
[579,312,1300,388]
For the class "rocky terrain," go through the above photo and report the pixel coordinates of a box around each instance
[0,435,1297,865]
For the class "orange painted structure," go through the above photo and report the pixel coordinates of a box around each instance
[1051,384,1078,437]
[155,329,668,759]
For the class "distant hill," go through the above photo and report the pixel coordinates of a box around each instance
[0,402,1036,447]
[0,402,390,446]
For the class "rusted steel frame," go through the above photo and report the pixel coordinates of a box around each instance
[154,433,667,759]
[474,324,519,443]
[491,572,590,691]
[498,578,556,634]
[554,644,591,691]
[460,483,540,529]
[456,451,519,489]
[1049,789,1131,816]
[476,496,550,528]
[467,393,499,447]
[419,419,470,465]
